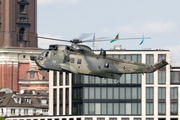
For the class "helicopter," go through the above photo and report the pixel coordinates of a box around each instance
[30,34,168,85]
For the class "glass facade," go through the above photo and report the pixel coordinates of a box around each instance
[53,88,57,115]
[53,71,57,86]
[50,51,173,119]
[170,87,178,115]
[171,71,180,84]
[59,72,63,86]
[158,87,166,115]
[158,54,166,84]
[146,55,154,84]
[72,54,142,115]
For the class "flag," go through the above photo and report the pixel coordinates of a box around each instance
[110,33,119,43]
[139,34,144,45]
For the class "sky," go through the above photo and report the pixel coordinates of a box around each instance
[37,0,180,66]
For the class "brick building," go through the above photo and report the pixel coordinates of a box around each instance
[0,0,48,92]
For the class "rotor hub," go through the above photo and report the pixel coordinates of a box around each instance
[71,38,82,44]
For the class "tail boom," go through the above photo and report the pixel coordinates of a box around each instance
[145,59,168,73]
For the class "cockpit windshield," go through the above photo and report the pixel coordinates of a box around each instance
[40,49,49,56]
[38,49,49,60]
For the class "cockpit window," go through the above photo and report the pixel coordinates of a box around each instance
[41,49,48,56]
[45,52,49,58]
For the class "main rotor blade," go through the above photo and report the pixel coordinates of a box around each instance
[78,33,93,40]
[14,33,70,42]
[37,36,70,42]
[83,37,151,43]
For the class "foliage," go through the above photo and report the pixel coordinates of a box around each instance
[0,117,5,120]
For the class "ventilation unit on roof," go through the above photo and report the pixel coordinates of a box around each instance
[114,45,122,50]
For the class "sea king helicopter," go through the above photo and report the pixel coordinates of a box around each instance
[30,33,168,85]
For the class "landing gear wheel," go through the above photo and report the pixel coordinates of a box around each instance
[117,82,120,86]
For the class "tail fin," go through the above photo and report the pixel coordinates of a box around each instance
[146,59,168,73]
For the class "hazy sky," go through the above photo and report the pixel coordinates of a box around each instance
[37,0,180,66]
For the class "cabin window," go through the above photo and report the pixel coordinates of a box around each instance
[104,63,109,68]
[70,58,75,63]
[77,59,82,64]
[53,53,57,56]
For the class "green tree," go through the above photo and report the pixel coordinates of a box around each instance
[0,116,5,120]
[0,86,3,90]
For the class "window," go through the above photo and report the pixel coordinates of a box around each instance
[1,109,3,114]
[66,73,69,85]
[146,88,153,99]
[66,104,69,115]
[95,103,101,114]
[11,109,15,114]
[25,98,31,104]
[19,109,21,115]
[66,88,69,101]
[171,88,178,99]
[41,98,47,104]
[171,103,178,115]
[77,59,82,64]
[122,119,129,120]
[42,110,48,115]
[114,103,119,114]
[104,63,109,68]
[59,72,63,86]
[89,103,95,114]
[24,109,28,115]
[158,87,166,99]
[53,89,57,115]
[89,88,94,99]
[59,104,63,115]
[158,71,166,84]
[158,54,166,84]
[107,103,113,114]
[84,103,88,114]
[30,72,34,78]
[109,119,117,120]
[53,71,57,86]
[146,103,153,115]
[158,103,166,115]
[20,5,25,13]
[85,118,92,120]
[146,119,153,120]
[97,119,104,120]
[95,87,100,99]
[23,55,26,58]
[146,73,153,84]
[70,58,75,63]
[134,119,141,120]
[53,53,57,55]
[171,71,180,83]
[102,103,106,114]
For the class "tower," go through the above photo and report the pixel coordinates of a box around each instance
[0,0,37,47]
[0,0,40,93]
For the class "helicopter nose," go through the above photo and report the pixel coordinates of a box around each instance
[30,56,36,61]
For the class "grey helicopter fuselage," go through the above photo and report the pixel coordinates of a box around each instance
[31,44,168,81]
